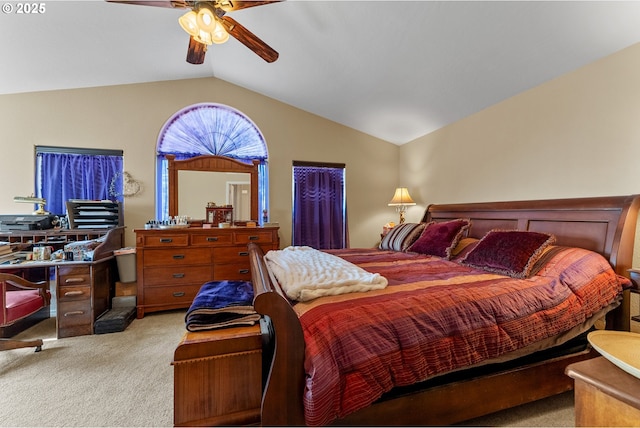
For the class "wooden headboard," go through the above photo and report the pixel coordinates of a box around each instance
[422,195,640,279]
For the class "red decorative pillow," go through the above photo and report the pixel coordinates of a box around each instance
[460,230,555,278]
[408,219,471,259]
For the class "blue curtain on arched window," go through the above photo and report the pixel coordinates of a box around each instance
[155,103,269,220]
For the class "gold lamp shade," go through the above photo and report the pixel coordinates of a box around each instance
[388,187,415,206]
[388,187,416,224]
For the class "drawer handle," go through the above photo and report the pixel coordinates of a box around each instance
[173,292,185,297]
[173,254,185,259]
[64,290,84,297]
[173,273,185,278]
[64,278,85,284]
[64,311,84,317]
[238,251,249,256]
[248,236,259,241]
[239,269,250,274]
[206,237,219,242]
[160,238,173,243]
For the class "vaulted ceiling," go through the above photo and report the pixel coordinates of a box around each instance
[3,1,640,144]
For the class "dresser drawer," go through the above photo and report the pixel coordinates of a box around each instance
[143,284,201,306]
[58,299,92,325]
[143,265,211,286]
[191,233,233,246]
[58,265,91,286]
[213,247,250,264]
[58,285,91,302]
[141,234,189,247]
[143,248,211,267]
[213,264,252,281]
[234,231,275,245]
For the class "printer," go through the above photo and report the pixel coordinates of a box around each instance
[0,214,56,231]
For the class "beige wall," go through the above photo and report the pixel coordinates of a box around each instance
[4,42,640,252]
[0,78,398,248]
[400,42,640,264]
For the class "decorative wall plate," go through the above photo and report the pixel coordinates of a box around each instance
[110,171,142,198]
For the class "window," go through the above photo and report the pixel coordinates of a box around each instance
[292,161,348,249]
[156,103,269,220]
[35,146,124,216]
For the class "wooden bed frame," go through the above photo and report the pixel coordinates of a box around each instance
[248,195,640,426]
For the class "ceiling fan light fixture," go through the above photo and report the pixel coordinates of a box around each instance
[196,5,216,32]
[211,20,229,44]
[178,10,199,36]
[194,29,213,45]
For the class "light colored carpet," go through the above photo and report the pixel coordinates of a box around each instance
[1,310,577,427]
[1,310,186,427]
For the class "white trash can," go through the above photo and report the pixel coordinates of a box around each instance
[114,247,136,283]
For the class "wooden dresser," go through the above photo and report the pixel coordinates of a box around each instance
[134,226,279,318]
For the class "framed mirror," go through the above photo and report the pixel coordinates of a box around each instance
[167,155,259,222]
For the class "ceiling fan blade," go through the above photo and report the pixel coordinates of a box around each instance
[220,16,278,63]
[105,0,188,8]
[186,36,207,64]
[219,0,282,12]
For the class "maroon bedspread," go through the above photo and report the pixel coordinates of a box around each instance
[292,247,628,426]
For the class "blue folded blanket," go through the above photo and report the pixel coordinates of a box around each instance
[185,280,260,331]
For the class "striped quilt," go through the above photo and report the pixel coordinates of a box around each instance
[292,246,628,426]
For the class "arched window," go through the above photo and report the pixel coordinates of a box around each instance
[156,103,269,220]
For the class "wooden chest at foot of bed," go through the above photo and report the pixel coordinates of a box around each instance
[172,324,263,427]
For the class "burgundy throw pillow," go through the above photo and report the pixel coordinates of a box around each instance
[460,230,555,278]
[408,219,471,259]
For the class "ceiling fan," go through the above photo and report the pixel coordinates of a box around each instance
[105,1,281,64]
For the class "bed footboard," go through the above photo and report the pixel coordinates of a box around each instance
[249,243,307,426]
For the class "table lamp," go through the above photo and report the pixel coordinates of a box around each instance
[14,195,48,215]
[388,187,415,224]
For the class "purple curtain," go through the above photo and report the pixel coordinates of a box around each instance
[292,165,347,249]
[37,153,123,216]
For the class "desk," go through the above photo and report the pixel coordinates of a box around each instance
[565,356,640,427]
[0,227,124,338]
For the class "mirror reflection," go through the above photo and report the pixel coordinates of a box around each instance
[178,170,251,221]
[167,154,259,222]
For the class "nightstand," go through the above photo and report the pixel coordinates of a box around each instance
[172,324,264,426]
[566,357,640,427]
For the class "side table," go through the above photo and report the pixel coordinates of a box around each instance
[565,356,640,427]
